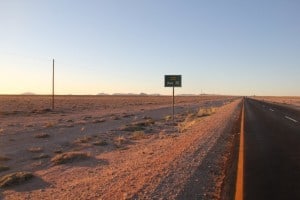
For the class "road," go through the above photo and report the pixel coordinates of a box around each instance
[243,98,300,200]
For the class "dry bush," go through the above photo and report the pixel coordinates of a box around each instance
[197,107,216,117]
[0,172,33,188]
[178,113,198,133]
[34,133,50,138]
[0,165,10,172]
[27,147,43,153]
[164,115,172,121]
[93,140,108,146]
[74,135,92,143]
[0,156,10,161]
[114,135,126,147]
[131,131,146,140]
[51,152,90,165]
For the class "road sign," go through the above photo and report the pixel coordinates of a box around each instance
[164,75,182,123]
[164,75,182,87]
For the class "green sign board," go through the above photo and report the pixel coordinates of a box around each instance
[164,75,182,87]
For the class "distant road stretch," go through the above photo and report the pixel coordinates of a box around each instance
[243,98,300,200]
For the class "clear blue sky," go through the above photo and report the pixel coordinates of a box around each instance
[1,0,299,95]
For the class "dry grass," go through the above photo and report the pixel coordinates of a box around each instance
[34,133,50,138]
[0,172,33,188]
[51,152,90,165]
[114,135,126,147]
[164,115,172,121]
[131,131,146,140]
[178,113,197,133]
[177,107,216,133]
[27,147,43,153]
[0,165,10,172]
[197,107,216,117]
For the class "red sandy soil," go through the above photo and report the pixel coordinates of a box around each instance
[0,95,241,199]
[253,96,300,108]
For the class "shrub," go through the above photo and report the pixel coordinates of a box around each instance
[197,107,216,117]
[131,131,146,140]
[178,113,198,133]
[51,152,90,165]
[164,115,172,121]
[0,172,33,188]
[114,136,126,147]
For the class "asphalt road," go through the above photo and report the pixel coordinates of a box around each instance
[244,98,300,200]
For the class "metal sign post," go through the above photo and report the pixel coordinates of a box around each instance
[164,75,182,123]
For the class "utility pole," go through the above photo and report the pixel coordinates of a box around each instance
[52,59,54,110]
[172,85,175,123]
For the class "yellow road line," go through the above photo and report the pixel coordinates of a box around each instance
[235,99,245,200]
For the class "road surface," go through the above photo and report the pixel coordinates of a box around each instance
[243,98,300,200]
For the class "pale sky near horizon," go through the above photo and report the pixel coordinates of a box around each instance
[0,0,299,96]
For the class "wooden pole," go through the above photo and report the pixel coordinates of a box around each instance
[172,85,175,123]
[52,59,54,110]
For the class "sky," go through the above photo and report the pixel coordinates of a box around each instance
[0,0,299,96]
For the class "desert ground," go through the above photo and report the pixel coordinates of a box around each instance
[253,96,300,109]
[1,95,242,199]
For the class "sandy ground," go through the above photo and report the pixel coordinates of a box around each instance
[0,95,241,200]
[253,96,300,109]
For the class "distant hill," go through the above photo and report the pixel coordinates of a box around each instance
[178,94,197,96]
[112,93,140,96]
[109,93,163,96]
[21,92,36,95]
[97,93,110,96]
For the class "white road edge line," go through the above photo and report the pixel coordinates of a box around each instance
[285,116,298,123]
